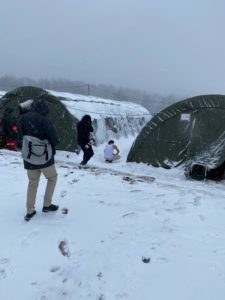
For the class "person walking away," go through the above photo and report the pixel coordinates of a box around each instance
[104,140,120,163]
[77,114,95,165]
[18,99,60,221]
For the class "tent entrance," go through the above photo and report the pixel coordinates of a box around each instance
[207,161,225,181]
[187,161,225,181]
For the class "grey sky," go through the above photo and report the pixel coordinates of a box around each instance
[1,0,225,96]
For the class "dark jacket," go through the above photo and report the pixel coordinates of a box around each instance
[77,115,93,146]
[1,107,17,140]
[18,99,59,170]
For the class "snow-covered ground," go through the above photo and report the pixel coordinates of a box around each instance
[0,135,225,300]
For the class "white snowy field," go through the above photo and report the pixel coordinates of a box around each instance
[0,136,225,300]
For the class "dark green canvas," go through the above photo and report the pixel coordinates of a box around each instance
[0,86,79,152]
[127,95,225,171]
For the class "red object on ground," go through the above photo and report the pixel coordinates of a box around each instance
[6,138,16,151]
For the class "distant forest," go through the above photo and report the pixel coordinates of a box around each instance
[0,75,183,114]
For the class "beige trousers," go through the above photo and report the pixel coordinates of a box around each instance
[26,164,57,214]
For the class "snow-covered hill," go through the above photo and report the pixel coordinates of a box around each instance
[0,135,225,300]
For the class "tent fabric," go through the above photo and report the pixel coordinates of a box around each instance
[0,86,151,153]
[0,86,79,152]
[127,95,225,171]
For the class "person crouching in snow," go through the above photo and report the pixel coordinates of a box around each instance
[104,140,120,163]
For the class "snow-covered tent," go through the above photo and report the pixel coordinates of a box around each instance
[0,86,151,152]
[49,90,151,144]
[0,86,78,152]
[127,94,225,180]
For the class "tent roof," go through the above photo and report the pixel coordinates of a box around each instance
[0,86,79,152]
[127,94,225,169]
[148,94,225,130]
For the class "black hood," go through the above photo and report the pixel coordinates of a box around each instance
[31,99,49,116]
[81,114,92,123]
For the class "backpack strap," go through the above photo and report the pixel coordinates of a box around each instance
[44,143,49,161]
[27,141,32,159]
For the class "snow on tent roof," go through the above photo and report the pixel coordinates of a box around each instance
[48,90,152,144]
[0,86,151,151]
[0,91,6,97]
[127,94,225,173]
[48,90,150,120]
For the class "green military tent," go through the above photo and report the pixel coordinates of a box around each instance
[127,95,225,179]
[0,86,79,152]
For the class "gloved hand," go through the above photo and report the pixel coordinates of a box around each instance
[89,133,96,145]
[85,144,90,149]
[90,138,95,145]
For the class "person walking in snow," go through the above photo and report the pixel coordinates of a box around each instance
[77,114,95,165]
[18,99,60,221]
[104,140,120,163]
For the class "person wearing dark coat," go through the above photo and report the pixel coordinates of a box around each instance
[77,114,94,165]
[18,99,60,221]
[1,107,18,150]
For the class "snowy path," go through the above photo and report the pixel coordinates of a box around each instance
[0,150,225,299]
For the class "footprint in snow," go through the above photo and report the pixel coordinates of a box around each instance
[49,265,61,273]
[0,269,7,280]
[155,257,169,263]
[64,171,74,177]
[68,178,79,185]
[199,214,206,222]
[60,190,67,198]
[194,196,201,206]
[21,229,39,246]
[0,258,10,280]
[130,189,142,193]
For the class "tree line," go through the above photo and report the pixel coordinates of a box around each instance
[0,75,182,114]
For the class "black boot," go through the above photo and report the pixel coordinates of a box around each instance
[42,204,59,213]
[24,210,36,221]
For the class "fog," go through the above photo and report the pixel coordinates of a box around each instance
[1,0,225,96]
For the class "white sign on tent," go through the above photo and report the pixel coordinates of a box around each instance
[180,113,190,121]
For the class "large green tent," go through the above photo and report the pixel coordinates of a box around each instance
[127,95,225,177]
[0,86,79,152]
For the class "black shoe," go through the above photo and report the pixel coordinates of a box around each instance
[42,204,59,213]
[24,210,36,221]
[80,160,87,165]
[106,159,112,163]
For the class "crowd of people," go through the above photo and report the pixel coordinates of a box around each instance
[0,100,121,221]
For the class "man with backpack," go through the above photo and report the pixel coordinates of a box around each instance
[18,99,60,221]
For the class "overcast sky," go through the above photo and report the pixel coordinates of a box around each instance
[1,0,225,96]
